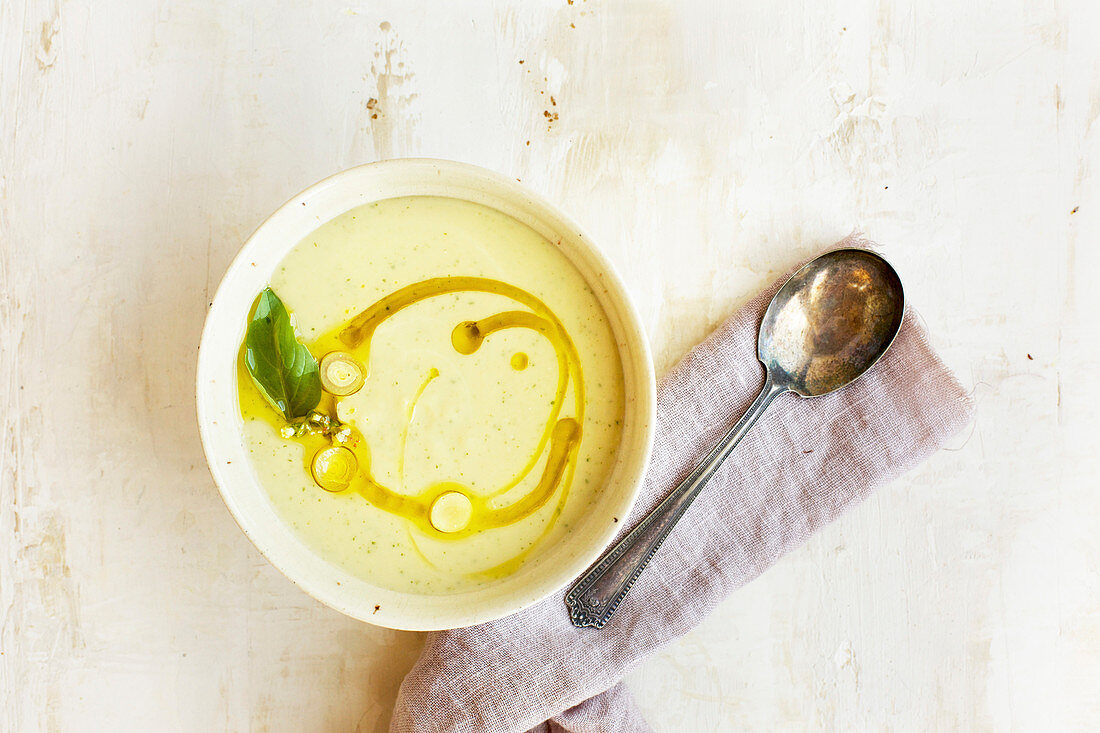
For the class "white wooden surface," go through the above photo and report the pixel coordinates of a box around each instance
[2,1,1098,730]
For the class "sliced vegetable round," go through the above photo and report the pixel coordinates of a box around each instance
[429,491,474,533]
[311,446,358,492]
[319,352,365,396]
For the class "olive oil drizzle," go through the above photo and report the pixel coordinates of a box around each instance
[240,276,586,547]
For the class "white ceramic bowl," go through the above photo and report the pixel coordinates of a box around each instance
[196,159,655,630]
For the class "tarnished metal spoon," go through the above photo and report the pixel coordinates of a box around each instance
[566,248,905,628]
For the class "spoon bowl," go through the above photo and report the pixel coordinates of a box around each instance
[760,248,905,396]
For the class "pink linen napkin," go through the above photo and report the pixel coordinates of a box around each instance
[389,238,974,733]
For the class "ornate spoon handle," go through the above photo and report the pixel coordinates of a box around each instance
[566,373,786,629]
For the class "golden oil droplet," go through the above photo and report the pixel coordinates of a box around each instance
[311,446,358,492]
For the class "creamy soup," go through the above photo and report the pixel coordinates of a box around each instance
[237,196,625,594]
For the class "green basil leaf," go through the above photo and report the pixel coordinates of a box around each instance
[244,287,321,420]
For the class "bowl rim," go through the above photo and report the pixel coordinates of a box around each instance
[196,158,656,630]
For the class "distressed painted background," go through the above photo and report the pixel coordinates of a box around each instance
[2,0,1097,730]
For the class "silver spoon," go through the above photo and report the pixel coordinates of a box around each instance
[566,248,905,628]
